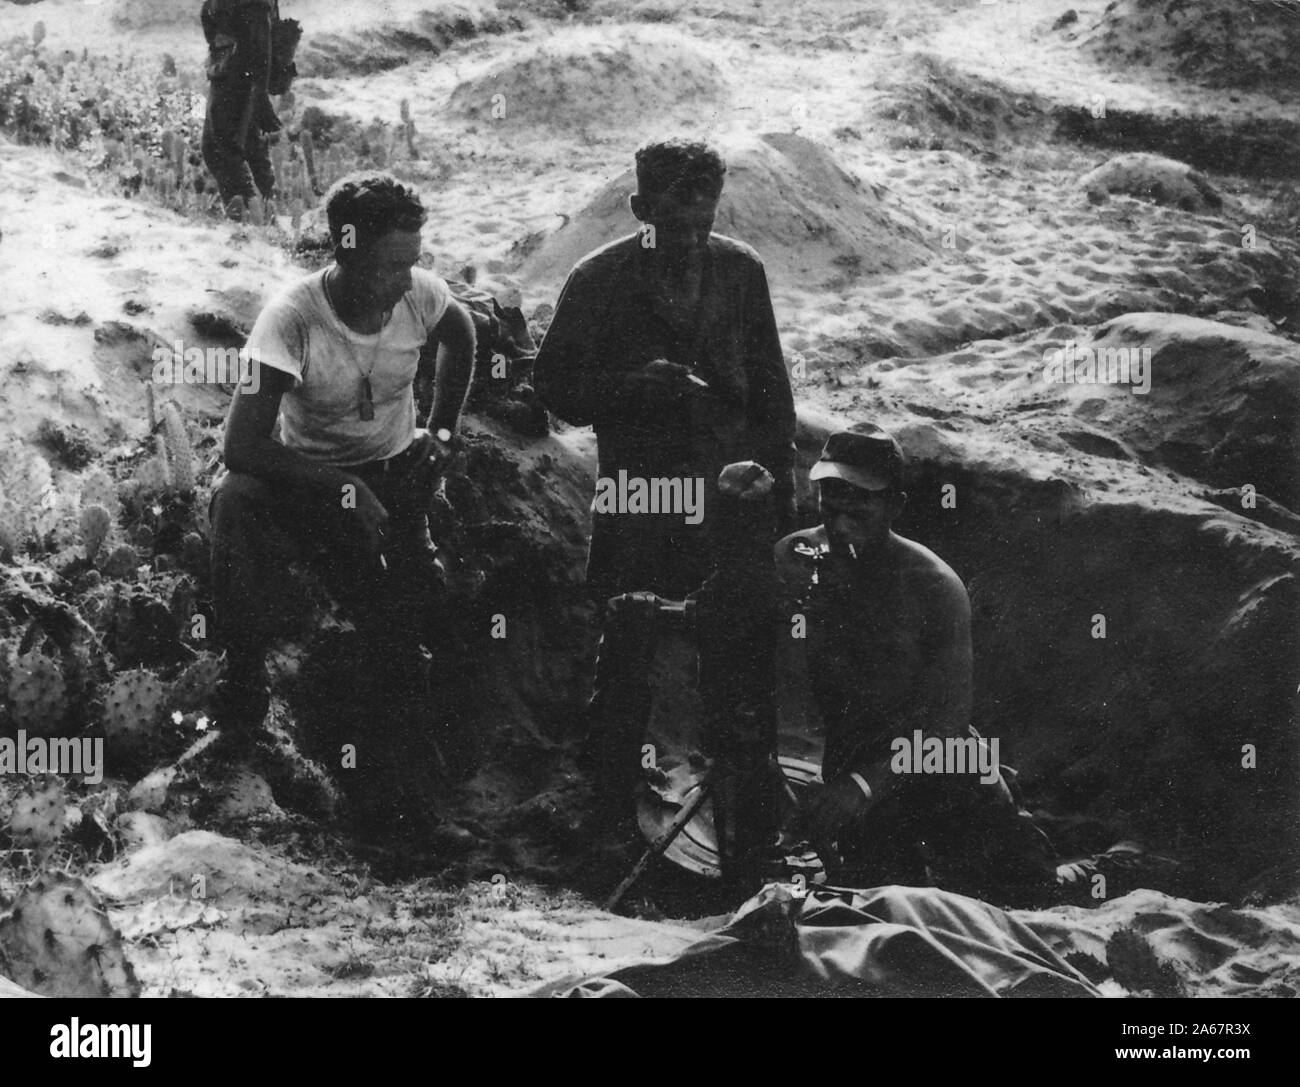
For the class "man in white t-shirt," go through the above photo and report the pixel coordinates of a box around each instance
[209,173,475,827]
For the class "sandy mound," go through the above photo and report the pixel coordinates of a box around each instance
[298,2,521,78]
[1078,0,1300,93]
[91,830,332,904]
[446,25,730,131]
[1069,313,1300,510]
[110,0,196,31]
[1077,153,1228,213]
[873,53,1050,152]
[517,131,936,293]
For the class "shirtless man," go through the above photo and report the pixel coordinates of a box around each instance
[776,424,1060,907]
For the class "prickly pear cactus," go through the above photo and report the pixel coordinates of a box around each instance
[301,129,318,192]
[134,453,169,494]
[102,668,168,756]
[6,648,68,736]
[101,543,141,579]
[160,401,195,493]
[170,652,225,710]
[0,443,55,553]
[32,481,78,547]
[8,782,67,851]
[180,531,208,573]
[79,503,112,560]
[0,873,140,998]
[79,468,121,519]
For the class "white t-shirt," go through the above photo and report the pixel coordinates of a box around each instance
[241,267,451,467]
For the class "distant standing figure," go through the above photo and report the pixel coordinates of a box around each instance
[200,0,284,214]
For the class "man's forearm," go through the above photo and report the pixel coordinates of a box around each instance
[229,437,355,496]
[426,340,474,433]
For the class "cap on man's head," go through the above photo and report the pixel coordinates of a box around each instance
[809,423,904,493]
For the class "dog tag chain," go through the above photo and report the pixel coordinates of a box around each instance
[325,269,384,421]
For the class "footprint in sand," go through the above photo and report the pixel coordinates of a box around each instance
[1154,227,1208,245]
[1076,265,1110,283]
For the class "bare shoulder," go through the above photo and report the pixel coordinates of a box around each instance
[895,535,969,615]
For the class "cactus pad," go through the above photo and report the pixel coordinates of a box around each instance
[160,401,195,494]
[79,469,120,519]
[9,782,68,851]
[79,503,112,560]
[7,648,68,736]
[171,652,225,710]
[102,668,169,758]
[101,543,141,579]
[0,873,140,998]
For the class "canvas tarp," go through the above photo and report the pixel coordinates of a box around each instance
[533,883,1101,998]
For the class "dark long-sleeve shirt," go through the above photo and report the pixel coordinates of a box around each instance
[534,231,797,600]
[202,0,276,85]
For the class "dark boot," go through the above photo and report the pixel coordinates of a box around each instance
[209,654,270,759]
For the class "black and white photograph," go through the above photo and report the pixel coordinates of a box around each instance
[0,0,1296,1042]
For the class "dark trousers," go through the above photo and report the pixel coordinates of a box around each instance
[832,771,1060,909]
[209,460,436,674]
[202,78,274,206]
[210,458,448,827]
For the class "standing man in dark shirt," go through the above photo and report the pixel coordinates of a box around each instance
[534,139,797,603]
[534,139,797,836]
[201,0,284,215]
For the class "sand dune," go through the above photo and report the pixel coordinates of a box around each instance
[519,130,937,293]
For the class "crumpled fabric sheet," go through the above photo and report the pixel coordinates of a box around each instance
[535,883,1100,998]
